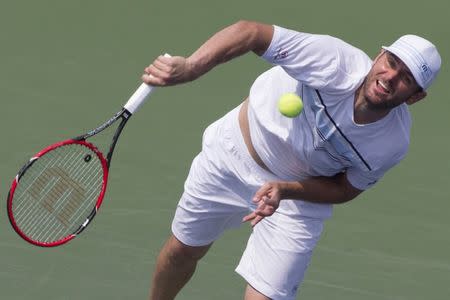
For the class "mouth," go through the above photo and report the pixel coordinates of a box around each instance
[376,80,391,94]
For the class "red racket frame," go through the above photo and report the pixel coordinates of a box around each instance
[7,139,109,247]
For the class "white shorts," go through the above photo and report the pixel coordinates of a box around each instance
[172,104,326,299]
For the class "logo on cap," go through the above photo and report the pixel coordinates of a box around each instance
[421,63,432,83]
[383,34,441,89]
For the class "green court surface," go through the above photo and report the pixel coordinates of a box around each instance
[1,1,449,299]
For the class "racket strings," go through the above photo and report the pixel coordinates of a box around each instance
[24,151,99,241]
[11,143,105,243]
[14,151,79,232]
[16,150,102,242]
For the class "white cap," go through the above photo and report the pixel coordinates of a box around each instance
[382,35,441,90]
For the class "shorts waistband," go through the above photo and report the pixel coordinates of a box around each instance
[222,104,278,182]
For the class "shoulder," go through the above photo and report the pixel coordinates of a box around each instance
[265,25,369,61]
[263,25,372,90]
[263,25,343,61]
[329,37,373,91]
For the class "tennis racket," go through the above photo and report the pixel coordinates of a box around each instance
[7,56,169,247]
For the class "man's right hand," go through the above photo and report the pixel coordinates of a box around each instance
[142,55,197,86]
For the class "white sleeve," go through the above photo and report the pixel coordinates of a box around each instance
[346,167,384,191]
[262,25,371,92]
[346,152,406,190]
[261,25,340,89]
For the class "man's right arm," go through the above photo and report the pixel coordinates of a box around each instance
[142,20,274,86]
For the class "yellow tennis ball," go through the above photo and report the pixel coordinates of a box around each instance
[278,93,303,117]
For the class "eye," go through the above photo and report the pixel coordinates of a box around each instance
[400,71,416,86]
[386,53,397,69]
[403,75,412,85]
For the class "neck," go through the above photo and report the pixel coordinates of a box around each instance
[353,84,390,124]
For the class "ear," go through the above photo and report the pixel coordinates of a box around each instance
[373,49,385,62]
[406,90,427,105]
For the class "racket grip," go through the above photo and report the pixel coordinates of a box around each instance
[123,53,171,114]
[123,83,156,114]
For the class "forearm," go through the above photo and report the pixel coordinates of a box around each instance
[281,173,362,204]
[142,21,272,86]
[246,173,362,226]
[255,173,362,206]
[186,20,273,80]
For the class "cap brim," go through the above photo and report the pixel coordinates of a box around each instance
[382,45,423,89]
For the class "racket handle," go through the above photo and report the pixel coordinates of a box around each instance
[123,82,156,114]
[123,53,171,114]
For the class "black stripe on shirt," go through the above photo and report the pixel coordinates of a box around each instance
[315,90,372,171]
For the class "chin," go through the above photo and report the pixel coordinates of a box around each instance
[368,95,401,110]
[363,86,381,105]
[363,90,391,110]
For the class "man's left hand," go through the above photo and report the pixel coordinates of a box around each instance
[243,182,284,226]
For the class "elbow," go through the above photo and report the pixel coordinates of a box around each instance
[331,173,363,204]
[232,20,273,55]
[334,187,362,204]
[232,20,260,42]
[335,194,357,204]
[233,20,259,32]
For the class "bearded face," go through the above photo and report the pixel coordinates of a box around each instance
[362,51,424,110]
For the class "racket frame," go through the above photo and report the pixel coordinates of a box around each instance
[7,139,109,247]
[7,54,169,247]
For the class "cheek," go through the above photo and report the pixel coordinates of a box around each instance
[394,82,413,98]
[363,73,376,92]
[390,88,414,106]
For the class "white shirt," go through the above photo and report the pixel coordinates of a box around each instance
[248,25,411,193]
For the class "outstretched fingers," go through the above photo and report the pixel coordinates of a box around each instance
[244,182,284,227]
[243,196,277,227]
[242,211,265,227]
[252,182,272,203]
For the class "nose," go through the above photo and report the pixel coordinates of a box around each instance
[383,67,402,86]
[385,67,401,80]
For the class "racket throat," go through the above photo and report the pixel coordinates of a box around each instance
[74,109,132,141]
[106,115,129,168]
[72,109,132,168]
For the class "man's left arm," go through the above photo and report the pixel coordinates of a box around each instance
[243,172,363,226]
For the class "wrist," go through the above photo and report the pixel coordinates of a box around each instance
[279,181,303,200]
[181,57,195,82]
[186,54,211,81]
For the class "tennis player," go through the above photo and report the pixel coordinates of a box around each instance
[142,21,441,300]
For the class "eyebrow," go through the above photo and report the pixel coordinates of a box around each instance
[385,51,415,80]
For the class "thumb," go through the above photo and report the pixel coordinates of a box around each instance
[253,183,271,202]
